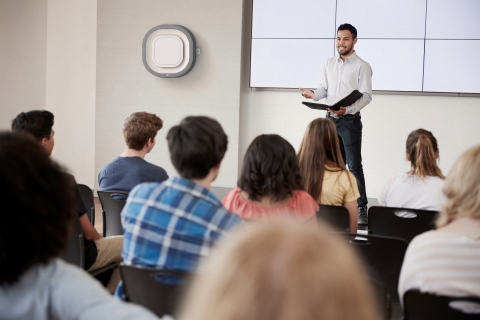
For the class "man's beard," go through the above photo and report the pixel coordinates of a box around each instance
[337,46,353,56]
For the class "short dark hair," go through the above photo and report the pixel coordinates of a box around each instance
[166,116,228,179]
[0,132,74,285]
[238,134,303,202]
[337,23,357,39]
[11,110,54,140]
[123,112,163,150]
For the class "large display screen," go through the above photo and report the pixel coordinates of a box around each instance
[250,0,480,93]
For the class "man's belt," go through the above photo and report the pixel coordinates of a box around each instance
[327,112,360,120]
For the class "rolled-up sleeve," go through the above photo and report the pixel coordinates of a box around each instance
[346,62,373,114]
[313,62,328,101]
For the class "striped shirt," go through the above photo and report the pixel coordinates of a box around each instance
[114,177,243,298]
[398,229,480,307]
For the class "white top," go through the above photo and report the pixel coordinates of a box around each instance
[313,51,373,115]
[398,230,480,311]
[378,173,446,211]
[0,259,159,320]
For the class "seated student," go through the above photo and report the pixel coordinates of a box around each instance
[379,129,446,211]
[98,112,168,194]
[0,132,159,320]
[222,134,318,221]
[178,219,379,320]
[398,145,480,313]
[11,110,123,292]
[297,118,359,232]
[116,116,243,298]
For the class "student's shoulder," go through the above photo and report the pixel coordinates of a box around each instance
[293,190,319,208]
[143,160,168,174]
[129,181,166,196]
[98,156,123,172]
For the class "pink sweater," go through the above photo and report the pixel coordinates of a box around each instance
[222,188,319,221]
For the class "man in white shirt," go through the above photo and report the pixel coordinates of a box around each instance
[301,23,372,224]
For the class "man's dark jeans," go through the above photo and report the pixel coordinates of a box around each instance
[327,114,368,208]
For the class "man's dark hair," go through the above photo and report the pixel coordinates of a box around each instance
[0,132,74,285]
[337,23,357,39]
[11,110,54,140]
[238,134,303,202]
[166,116,228,180]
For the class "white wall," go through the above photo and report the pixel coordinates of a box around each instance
[239,1,480,198]
[239,90,480,197]
[0,0,47,128]
[95,0,243,189]
[3,0,479,198]
[45,0,97,187]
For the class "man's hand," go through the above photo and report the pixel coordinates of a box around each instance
[327,106,346,116]
[300,88,314,99]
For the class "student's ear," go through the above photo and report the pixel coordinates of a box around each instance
[40,137,48,148]
[145,138,156,152]
[405,150,411,161]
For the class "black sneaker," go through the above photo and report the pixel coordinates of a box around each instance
[358,206,368,224]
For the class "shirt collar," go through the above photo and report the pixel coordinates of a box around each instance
[337,51,357,63]
[168,176,221,205]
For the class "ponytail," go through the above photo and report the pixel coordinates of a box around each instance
[406,129,445,179]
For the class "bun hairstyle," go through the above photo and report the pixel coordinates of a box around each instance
[406,129,444,179]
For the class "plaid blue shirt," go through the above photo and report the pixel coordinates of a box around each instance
[115,177,242,298]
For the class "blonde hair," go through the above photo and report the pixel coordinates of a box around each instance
[178,220,379,320]
[436,145,480,227]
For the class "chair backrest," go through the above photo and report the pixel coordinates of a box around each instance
[404,290,480,320]
[77,184,95,225]
[368,206,438,243]
[60,212,85,269]
[316,204,350,232]
[341,233,408,303]
[120,264,189,318]
[97,190,128,237]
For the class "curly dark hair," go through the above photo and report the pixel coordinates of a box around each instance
[238,134,303,202]
[11,110,54,140]
[167,116,228,179]
[0,132,74,285]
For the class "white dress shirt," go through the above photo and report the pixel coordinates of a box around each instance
[313,51,373,115]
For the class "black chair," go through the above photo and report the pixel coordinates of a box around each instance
[369,277,392,320]
[341,233,408,303]
[77,184,95,225]
[316,204,350,232]
[60,212,85,269]
[120,264,189,318]
[368,206,438,243]
[404,290,480,320]
[97,190,128,237]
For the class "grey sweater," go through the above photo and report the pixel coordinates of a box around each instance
[0,259,159,320]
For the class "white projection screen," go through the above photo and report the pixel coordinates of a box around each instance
[250,0,480,94]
